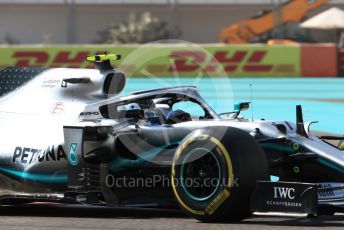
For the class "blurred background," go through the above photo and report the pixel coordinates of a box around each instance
[1,0,344,133]
[0,0,344,44]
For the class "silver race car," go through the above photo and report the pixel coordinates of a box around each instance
[0,54,343,222]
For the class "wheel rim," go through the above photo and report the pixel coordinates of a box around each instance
[180,147,221,201]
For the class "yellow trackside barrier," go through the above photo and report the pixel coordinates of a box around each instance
[0,44,301,77]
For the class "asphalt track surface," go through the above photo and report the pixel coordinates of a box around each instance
[0,204,342,230]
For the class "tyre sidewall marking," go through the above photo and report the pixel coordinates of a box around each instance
[172,134,234,216]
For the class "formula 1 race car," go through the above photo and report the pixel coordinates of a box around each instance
[0,54,343,222]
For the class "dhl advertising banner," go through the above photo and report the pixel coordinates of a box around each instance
[0,44,312,77]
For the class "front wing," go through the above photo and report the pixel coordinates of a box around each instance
[251,181,344,216]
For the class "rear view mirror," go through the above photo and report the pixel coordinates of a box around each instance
[219,102,251,120]
[103,71,126,96]
[234,102,250,112]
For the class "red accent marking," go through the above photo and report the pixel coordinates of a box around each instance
[214,51,247,63]
[52,51,89,67]
[169,51,205,72]
[213,51,247,72]
[13,51,49,67]
[51,102,64,114]
[244,51,273,72]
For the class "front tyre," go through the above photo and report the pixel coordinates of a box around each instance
[171,127,268,222]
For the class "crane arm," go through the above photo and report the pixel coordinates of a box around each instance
[220,0,329,44]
